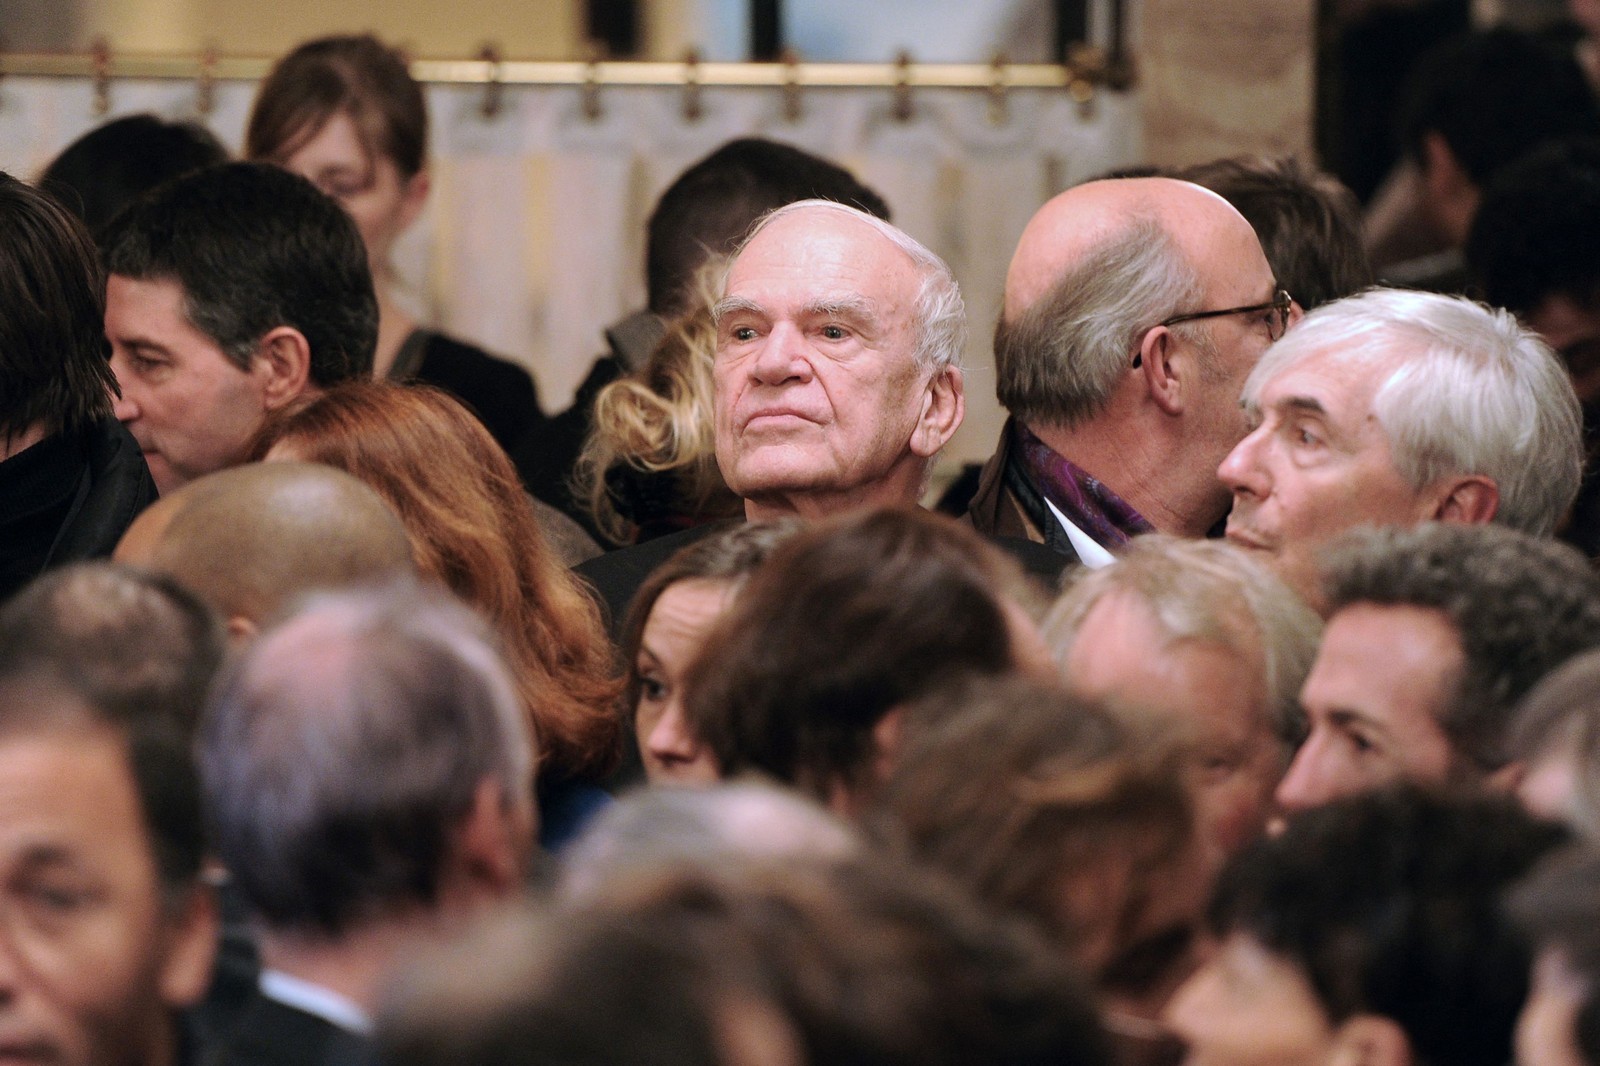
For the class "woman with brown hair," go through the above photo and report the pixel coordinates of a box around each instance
[252,381,620,846]
[617,520,800,784]
[245,34,542,461]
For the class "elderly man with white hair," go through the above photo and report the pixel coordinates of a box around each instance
[710,198,966,520]
[1219,287,1584,603]
[577,198,980,629]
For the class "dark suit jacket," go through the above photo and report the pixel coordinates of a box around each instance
[574,514,1075,644]
[204,993,369,1066]
[964,418,1085,568]
[573,522,731,639]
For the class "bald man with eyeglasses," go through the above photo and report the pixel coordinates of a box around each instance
[966,177,1292,567]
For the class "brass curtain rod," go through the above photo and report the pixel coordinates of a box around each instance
[0,49,1131,91]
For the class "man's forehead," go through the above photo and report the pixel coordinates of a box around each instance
[1256,345,1399,412]
[730,209,911,282]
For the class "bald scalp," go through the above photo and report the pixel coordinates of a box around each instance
[118,462,414,629]
[993,177,1270,429]
[1003,177,1249,320]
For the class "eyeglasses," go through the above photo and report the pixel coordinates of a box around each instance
[1160,288,1295,343]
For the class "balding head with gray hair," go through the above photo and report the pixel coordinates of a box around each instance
[972,176,1282,546]
[199,583,535,939]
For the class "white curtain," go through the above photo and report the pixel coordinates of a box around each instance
[0,73,1141,467]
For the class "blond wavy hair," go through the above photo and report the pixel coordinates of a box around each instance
[575,259,740,544]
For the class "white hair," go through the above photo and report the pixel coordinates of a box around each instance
[1043,535,1322,746]
[733,198,967,372]
[1241,288,1583,536]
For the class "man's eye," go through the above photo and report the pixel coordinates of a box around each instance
[731,327,758,342]
[821,324,847,340]
[19,880,94,916]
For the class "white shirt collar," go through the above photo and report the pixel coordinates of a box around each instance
[1043,495,1115,569]
[259,969,373,1035]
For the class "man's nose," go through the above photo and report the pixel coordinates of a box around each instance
[750,323,813,385]
[1218,424,1267,497]
[109,374,139,423]
[1273,738,1337,816]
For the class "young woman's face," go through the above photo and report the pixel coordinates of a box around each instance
[634,579,731,785]
[278,111,426,271]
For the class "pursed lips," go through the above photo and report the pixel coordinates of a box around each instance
[1223,525,1274,552]
[738,407,819,432]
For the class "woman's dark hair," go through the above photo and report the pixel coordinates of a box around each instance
[0,172,116,439]
[617,520,801,723]
[684,508,1034,799]
[247,34,426,179]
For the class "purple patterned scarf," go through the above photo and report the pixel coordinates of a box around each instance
[1013,421,1154,548]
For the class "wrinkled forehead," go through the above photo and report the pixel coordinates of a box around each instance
[731,207,918,287]
[1242,335,1403,413]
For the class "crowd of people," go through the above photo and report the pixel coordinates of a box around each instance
[10,14,1600,1066]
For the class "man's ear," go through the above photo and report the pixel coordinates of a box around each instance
[1330,1014,1413,1066]
[158,880,220,1009]
[1430,475,1499,526]
[909,366,965,458]
[1486,759,1525,795]
[254,326,314,410]
[453,777,535,901]
[397,169,431,234]
[1138,326,1185,417]
[225,615,259,647]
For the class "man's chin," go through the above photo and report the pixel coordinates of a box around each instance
[140,455,185,497]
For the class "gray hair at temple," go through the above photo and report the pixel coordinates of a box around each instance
[1241,288,1583,537]
[1042,535,1322,746]
[558,781,860,899]
[724,198,967,372]
[994,214,1206,428]
[199,583,533,936]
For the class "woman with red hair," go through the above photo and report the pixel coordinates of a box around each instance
[253,381,620,846]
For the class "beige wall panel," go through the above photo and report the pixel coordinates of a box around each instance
[70,0,582,57]
[1140,0,1315,166]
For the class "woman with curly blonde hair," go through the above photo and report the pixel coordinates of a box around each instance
[253,381,620,844]
[574,262,742,545]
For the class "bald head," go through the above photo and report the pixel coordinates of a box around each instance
[994,177,1278,432]
[116,462,414,637]
[1004,177,1262,320]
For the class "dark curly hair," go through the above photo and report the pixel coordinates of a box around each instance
[1212,788,1567,1066]
[1320,522,1600,768]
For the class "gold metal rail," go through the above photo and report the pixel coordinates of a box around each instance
[0,49,1131,92]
